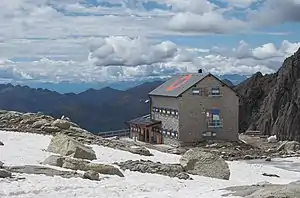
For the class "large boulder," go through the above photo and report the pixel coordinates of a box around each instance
[0,161,4,168]
[115,160,192,180]
[5,165,81,179]
[61,157,124,177]
[180,148,230,180]
[0,169,12,178]
[86,163,124,177]
[52,119,71,130]
[223,180,300,198]
[42,155,65,167]
[128,146,153,156]
[47,134,96,160]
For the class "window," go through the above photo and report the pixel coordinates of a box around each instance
[162,109,166,114]
[192,89,200,95]
[166,110,170,115]
[202,131,217,137]
[207,108,223,128]
[211,87,221,96]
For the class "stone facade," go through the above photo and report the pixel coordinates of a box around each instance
[149,73,239,145]
[178,75,239,144]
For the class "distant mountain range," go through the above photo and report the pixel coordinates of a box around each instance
[11,74,248,93]
[0,74,245,133]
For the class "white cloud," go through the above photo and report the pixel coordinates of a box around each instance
[88,36,179,66]
[168,11,247,33]
[1,36,299,84]
[225,0,260,8]
[0,0,299,86]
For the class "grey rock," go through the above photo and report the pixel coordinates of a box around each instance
[32,119,48,128]
[115,160,191,180]
[0,169,12,178]
[83,170,99,181]
[62,157,90,170]
[47,134,96,160]
[5,165,81,179]
[52,119,71,130]
[262,173,280,178]
[42,155,65,167]
[265,157,272,161]
[277,141,300,153]
[86,163,124,177]
[237,48,300,142]
[243,155,254,160]
[42,126,61,133]
[176,172,192,180]
[223,180,300,198]
[180,148,230,180]
[60,157,124,177]
[0,161,4,168]
[128,146,153,156]
[0,140,3,146]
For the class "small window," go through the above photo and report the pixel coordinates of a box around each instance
[159,109,162,113]
[211,87,221,96]
[166,110,170,114]
[192,89,200,95]
[162,109,166,114]
[171,111,175,115]
[175,111,178,116]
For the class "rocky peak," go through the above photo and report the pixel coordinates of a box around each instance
[237,47,300,141]
[256,48,300,141]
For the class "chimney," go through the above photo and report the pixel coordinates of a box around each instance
[198,69,203,73]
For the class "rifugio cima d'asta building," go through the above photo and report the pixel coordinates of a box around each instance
[127,70,240,145]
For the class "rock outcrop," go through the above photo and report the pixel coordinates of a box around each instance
[43,155,124,177]
[236,47,300,142]
[0,169,12,178]
[223,180,300,198]
[115,159,191,180]
[47,134,97,160]
[180,148,230,180]
[0,110,153,156]
[4,165,82,179]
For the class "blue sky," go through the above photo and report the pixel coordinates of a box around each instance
[0,0,299,90]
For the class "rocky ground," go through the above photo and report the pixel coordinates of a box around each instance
[0,110,152,156]
[222,180,300,198]
[1,109,300,163]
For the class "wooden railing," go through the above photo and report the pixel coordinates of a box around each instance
[96,129,130,138]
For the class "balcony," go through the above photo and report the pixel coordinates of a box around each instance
[207,119,223,128]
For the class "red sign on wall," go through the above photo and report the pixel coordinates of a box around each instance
[166,74,192,92]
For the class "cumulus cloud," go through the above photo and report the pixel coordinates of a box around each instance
[1,36,299,84]
[247,0,300,26]
[0,0,299,85]
[88,37,179,66]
